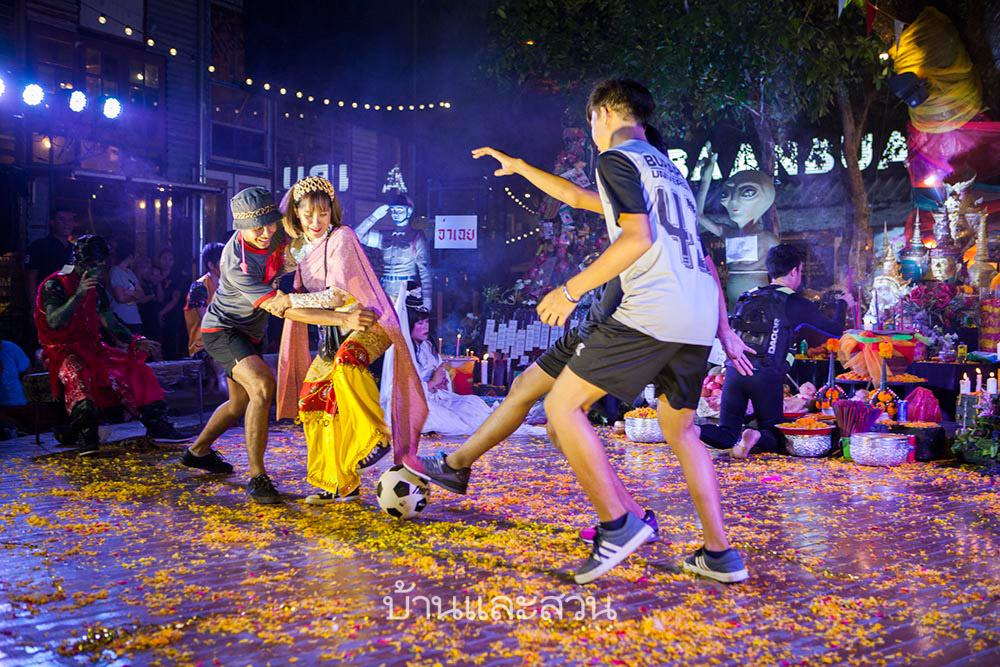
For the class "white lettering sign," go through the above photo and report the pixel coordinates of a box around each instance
[434,215,478,249]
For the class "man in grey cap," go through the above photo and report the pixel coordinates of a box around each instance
[180,187,376,504]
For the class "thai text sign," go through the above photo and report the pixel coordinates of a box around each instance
[434,215,478,249]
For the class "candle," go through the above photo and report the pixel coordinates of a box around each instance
[481,353,489,385]
[438,337,443,354]
[456,333,462,357]
[988,372,998,395]
[976,368,983,393]
[960,373,971,394]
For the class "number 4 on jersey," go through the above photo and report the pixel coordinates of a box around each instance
[655,187,710,274]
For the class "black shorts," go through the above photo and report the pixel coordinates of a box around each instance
[202,329,263,378]
[536,327,584,379]
[566,317,710,410]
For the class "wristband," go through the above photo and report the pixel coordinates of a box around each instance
[562,285,579,303]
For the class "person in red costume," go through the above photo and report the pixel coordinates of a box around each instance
[35,235,188,456]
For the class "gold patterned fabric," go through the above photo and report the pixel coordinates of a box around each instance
[232,204,277,220]
[299,325,392,494]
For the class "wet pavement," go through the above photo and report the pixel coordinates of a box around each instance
[1,419,999,666]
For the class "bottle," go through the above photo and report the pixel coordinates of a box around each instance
[799,340,808,356]
[957,343,968,364]
[898,399,908,423]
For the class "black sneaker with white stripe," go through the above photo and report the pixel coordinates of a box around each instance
[358,442,390,470]
[682,547,748,583]
[573,512,653,584]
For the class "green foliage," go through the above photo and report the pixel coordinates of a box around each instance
[485,0,890,138]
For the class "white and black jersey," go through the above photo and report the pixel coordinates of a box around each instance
[595,138,720,346]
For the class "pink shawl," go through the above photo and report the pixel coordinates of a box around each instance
[277,226,427,473]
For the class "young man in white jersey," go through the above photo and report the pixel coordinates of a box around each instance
[473,80,750,584]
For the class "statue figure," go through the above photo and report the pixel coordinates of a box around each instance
[930,212,963,283]
[863,224,910,328]
[943,172,978,253]
[968,206,998,289]
[355,193,432,310]
[899,213,929,283]
[696,143,778,307]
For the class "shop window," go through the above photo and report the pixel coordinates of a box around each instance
[210,83,269,167]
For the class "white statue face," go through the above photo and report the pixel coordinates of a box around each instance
[390,205,412,227]
[930,256,958,282]
[721,171,776,227]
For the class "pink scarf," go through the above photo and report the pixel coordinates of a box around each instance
[277,226,427,472]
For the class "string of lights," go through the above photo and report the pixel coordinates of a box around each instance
[78,1,454,113]
[504,226,542,245]
[504,185,537,214]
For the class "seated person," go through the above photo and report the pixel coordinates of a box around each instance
[34,235,188,456]
[382,283,543,437]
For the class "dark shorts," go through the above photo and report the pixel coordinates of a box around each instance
[536,327,584,379]
[202,329,263,378]
[566,317,710,410]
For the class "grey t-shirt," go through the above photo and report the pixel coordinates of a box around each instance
[595,139,719,346]
[200,231,287,341]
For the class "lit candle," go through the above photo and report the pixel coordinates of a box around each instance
[481,353,489,385]
[438,337,443,355]
[960,373,971,394]
[988,372,998,395]
[456,333,461,357]
[976,368,983,394]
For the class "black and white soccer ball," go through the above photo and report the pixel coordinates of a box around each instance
[376,465,429,520]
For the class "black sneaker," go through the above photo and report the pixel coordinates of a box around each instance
[358,442,391,470]
[417,451,470,495]
[682,547,748,583]
[77,441,100,457]
[573,512,653,584]
[146,421,192,444]
[304,491,337,506]
[247,473,282,505]
[180,448,234,474]
[580,509,659,545]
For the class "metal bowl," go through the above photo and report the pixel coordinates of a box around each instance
[624,417,664,443]
[785,433,833,457]
[850,432,910,466]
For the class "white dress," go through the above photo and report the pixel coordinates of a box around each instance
[411,341,546,437]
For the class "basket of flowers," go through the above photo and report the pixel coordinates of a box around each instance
[623,407,664,443]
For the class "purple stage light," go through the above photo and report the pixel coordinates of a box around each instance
[69,90,88,112]
[22,84,44,106]
[101,97,122,119]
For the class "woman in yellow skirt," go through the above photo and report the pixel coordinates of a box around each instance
[277,177,427,504]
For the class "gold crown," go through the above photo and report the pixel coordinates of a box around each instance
[292,176,337,204]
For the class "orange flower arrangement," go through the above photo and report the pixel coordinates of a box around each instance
[878,341,894,359]
[825,338,840,353]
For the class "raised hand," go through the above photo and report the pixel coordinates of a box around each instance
[471,147,519,177]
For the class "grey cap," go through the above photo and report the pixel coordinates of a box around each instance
[230,187,282,230]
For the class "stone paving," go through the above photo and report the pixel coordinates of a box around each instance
[1,419,999,667]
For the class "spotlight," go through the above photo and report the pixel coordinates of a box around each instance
[22,83,44,106]
[101,96,122,119]
[0,76,5,97]
[69,90,88,112]
[889,72,929,108]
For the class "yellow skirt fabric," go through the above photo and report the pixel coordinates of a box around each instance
[298,326,391,494]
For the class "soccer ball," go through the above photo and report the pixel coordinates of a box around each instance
[376,465,429,519]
